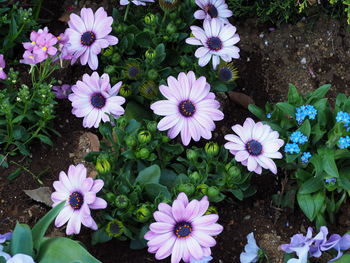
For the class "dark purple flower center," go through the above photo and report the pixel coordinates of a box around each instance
[128,66,140,78]
[174,222,192,238]
[110,223,121,234]
[91,93,106,109]
[219,67,232,81]
[179,100,196,117]
[81,31,96,46]
[206,4,218,18]
[69,192,84,210]
[246,140,262,156]
[207,37,222,51]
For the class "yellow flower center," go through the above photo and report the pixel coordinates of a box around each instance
[42,46,47,51]
[29,56,34,59]
[31,41,36,45]
[0,67,3,71]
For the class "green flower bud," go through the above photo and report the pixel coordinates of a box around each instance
[196,184,208,195]
[95,159,111,174]
[106,219,124,238]
[207,186,220,200]
[117,116,127,128]
[138,148,150,159]
[104,65,116,75]
[179,57,188,67]
[138,130,152,144]
[205,206,218,215]
[186,149,198,162]
[135,204,152,223]
[166,23,177,34]
[139,80,158,99]
[163,35,170,41]
[115,194,129,209]
[205,142,219,156]
[189,171,201,183]
[119,84,132,97]
[125,135,137,147]
[103,46,113,57]
[144,13,156,25]
[161,136,170,143]
[105,192,117,203]
[145,49,156,60]
[228,166,241,178]
[147,121,158,132]
[177,183,195,196]
[147,69,159,80]
[169,12,177,20]
[225,163,233,171]
[111,53,121,63]
[175,18,182,25]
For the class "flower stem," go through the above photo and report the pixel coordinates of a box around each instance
[123,5,130,22]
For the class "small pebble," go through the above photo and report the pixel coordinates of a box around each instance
[300,57,307,64]
[244,215,251,220]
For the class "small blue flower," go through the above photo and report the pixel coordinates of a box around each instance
[325,178,336,184]
[338,136,350,149]
[190,256,213,263]
[290,131,308,144]
[285,143,300,154]
[266,113,272,119]
[336,111,350,123]
[301,152,312,163]
[295,105,317,123]
[240,233,261,263]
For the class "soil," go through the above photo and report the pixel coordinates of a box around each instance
[1,1,350,263]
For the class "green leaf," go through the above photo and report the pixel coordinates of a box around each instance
[12,115,25,124]
[248,104,265,120]
[307,84,331,103]
[144,183,171,200]
[135,165,161,184]
[135,32,152,48]
[298,177,323,194]
[160,169,178,188]
[322,150,339,178]
[333,253,350,263]
[297,193,315,221]
[37,237,101,263]
[125,101,152,121]
[287,83,303,105]
[7,167,21,180]
[11,223,33,257]
[32,201,65,252]
[313,192,325,215]
[37,134,53,146]
[276,102,295,117]
[91,228,112,245]
[298,119,311,137]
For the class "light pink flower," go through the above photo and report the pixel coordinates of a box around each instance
[186,19,240,69]
[194,0,233,24]
[145,193,223,263]
[68,72,125,128]
[0,54,6,80]
[57,33,73,60]
[51,164,107,235]
[20,50,42,65]
[224,118,284,174]
[65,7,118,70]
[150,71,224,146]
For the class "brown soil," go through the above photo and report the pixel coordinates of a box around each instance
[1,2,350,263]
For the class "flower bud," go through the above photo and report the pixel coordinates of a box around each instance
[111,53,121,63]
[196,184,208,195]
[205,206,218,215]
[125,135,137,147]
[105,192,117,203]
[138,130,152,144]
[117,116,127,128]
[103,46,113,57]
[161,136,170,143]
[147,121,158,132]
[177,183,195,196]
[135,204,152,223]
[189,171,201,183]
[115,194,129,209]
[139,80,158,99]
[138,148,150,159]
[166,23,177,34]
[104,65,116,75]
[205,141,219,156]
[95,159,111,174]
[119,84,132,97]
[207,186,220,200]
[144,13,156,25]
[228,166,241,178]
[106,219,124,238]
[145,49,156,60]
[147,69,159,80]
[186,149,198,162]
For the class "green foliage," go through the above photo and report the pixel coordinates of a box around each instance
[249,84,350,227]
[87,117,255,246]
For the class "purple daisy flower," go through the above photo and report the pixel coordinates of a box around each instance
[7,254,36,263]
[194,0,233,24]
[69,72,125,128]
[224,118,284,174]
[65,7,118,70]
[186,19,240,69]
[51,164,107,235]
[150,71,224,146]
[0,54,6,80]
[120,0,154,5]
[52,84,72,99]
[144,192,223,263]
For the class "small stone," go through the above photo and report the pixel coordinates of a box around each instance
[259,33,264,38]
[300,57,307,64]
[244,215,251,220]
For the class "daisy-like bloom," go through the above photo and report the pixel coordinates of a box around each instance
[120,0,154,5]
[0,54,6,80]
[159,0,179,11]
[150,71,224,146]
[186,19,240,70]
[51,163,107,235]
[224,118,284,174]
[194,0,233,24]
[217,62,238,82]
[65,7,119,70]
[68,72,125,128]
[139,80,158,99]
[7,254,36,263]
[144,192,223,263]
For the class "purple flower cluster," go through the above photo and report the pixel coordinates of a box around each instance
[0,54,6,80]
[281,226,350,262]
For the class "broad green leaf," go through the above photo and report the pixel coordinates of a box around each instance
[287,84,303,105]
[248,104,265,120]
[297,193,315,221]
[91,228,112,245]
[298,177,323,194]
[11,223,33,257]
[135,165,161,184]
[333,253,350,263]
[298,119,311,137]
[276,102,295,117]
[313,192,325,215]
[37,134,53,146]
[322,150,339,178]
[32,201,65,252]
[160,169,178,188]
[37,237,101,263]
[144,183,171,200]
[307,84,331,103]
[125,101,152,121]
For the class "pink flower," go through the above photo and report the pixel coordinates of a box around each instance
[224,118,284,174]
[65,7,118,70]
[51,164,107,235]
[52,84,72,99]
[68,72,125,128]
[0,54,7,80]
[57,33,73,60]
[194,0,233,24]
[150,71,224,146]
[20,50,42,65]
[120,0,154,5]
[186,19,240,69]
[144,193,223,263]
